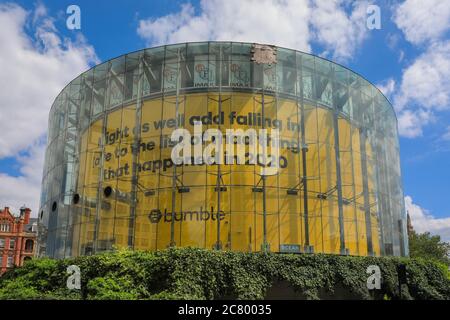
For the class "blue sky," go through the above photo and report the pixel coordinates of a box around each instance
[0,0,449,239]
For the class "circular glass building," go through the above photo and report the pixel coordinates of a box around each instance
[38,42,408,258]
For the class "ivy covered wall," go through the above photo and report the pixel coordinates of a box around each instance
[0,248,448,300]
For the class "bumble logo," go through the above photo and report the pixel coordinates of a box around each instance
[148,209,163,223]
[148,207,225,224]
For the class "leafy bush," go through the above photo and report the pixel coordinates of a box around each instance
[0,248,448,300]
[409,231,450,265]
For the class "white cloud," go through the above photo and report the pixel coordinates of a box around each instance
[398,50,404,63]
[397,109,433,138]
[137,0,312,53]
[376,78,395,98]
[0,141,45,216]
[391,1,450,139]
[310,0,370,61]
[0,3,97,214]
[137,0,371,61]
[393,0,450,138]
[393,41,450,138]
[395,41,450,112]
[405,195,450,242]
[394,0,450,45]
[442,126,450,141]
[0,3,97,157]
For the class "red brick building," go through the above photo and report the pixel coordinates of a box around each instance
[0,206,37,274]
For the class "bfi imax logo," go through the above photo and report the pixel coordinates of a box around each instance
[148,207,225,224]
[171,121,281,176]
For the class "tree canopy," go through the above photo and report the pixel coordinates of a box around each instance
[409,231,450,265]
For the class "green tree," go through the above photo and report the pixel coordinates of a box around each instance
[409,231,450,265]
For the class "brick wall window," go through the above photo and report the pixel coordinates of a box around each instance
[7,256,13,267]
[25,239,34,252]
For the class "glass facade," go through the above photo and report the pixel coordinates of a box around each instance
[38,42,408,258]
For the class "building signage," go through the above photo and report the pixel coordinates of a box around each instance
[162,59,178,91]
[229,61,250,87]
[279,244,301,253]
[263,64,282,91]
[194,55,215,87]
[148,207,225,224]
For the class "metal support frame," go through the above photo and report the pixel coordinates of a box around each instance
[260,92,269,252]
[331,75,347,255]
[298,61,310,247]
[92,63,112,255]
[128,55,144,249]
[215,45,223,250]
[169,48,182,248]
[359,128,374,256]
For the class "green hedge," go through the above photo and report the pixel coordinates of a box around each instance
[0,248,449,300]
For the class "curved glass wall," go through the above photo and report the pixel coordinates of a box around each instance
[38,42,408,258]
